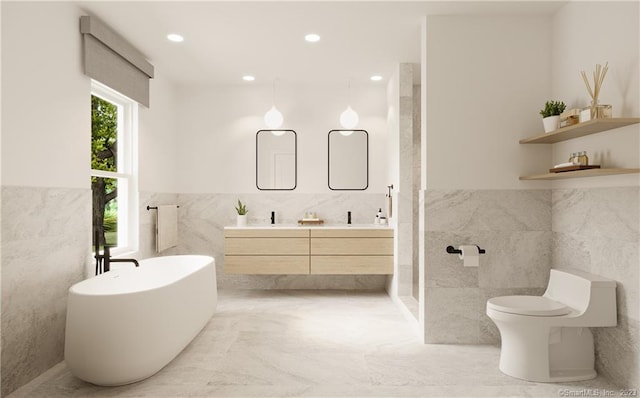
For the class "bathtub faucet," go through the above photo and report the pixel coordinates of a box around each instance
[96,245,139,274]
[105,246,140,271]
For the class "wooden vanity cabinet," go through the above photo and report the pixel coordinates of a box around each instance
[223,227,394,275]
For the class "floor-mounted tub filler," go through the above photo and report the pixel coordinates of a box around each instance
[65,255,217,386]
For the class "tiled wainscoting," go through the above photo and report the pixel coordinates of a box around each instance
[552,187,639,388]
[421,189,552,344]
[1,186,91,396]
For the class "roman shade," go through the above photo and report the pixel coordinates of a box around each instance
[80,16,154,107]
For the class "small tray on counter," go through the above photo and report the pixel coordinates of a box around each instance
[549,165,601,173]
[298,219,324,225]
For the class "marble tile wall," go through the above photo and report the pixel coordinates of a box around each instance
[395,63,415,298]
[422,189,552,344]
[1,186,91,396]
[176,192,388,290]
[552,187,639,388]
[412,84,421,300]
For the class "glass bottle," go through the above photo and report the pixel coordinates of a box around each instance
[578,151,588,166]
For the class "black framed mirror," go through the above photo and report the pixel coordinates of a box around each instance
[328,129,368,190]
[256,130,297,190]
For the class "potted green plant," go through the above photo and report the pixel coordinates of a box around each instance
[235,199,248,227]
[540,100,566,133]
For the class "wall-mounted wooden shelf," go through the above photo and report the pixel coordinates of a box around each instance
[520,168,640,180]
[520,118,640,144]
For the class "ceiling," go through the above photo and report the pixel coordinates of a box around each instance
[78,1,565,87]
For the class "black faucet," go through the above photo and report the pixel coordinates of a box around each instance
[94,231,139,274]
[347,211,352,225]
[270,211,275,225]
[103,245,139,272]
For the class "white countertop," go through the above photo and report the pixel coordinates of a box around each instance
[224,224,392,230]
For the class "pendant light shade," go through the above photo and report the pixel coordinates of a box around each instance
[339,106,359,129]
[339,80,359,129]
[265,79,283,129]
[264,106,283,129]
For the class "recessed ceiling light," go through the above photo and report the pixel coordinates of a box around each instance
[305,33,320,43]
[242,75,255,82]
[167,33,184,43]
[370,75,383,81]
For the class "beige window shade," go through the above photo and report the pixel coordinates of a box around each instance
[80,16,154,107]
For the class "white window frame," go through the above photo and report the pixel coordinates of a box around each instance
[91,80,139,256]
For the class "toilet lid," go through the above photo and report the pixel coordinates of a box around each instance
[487,295,571,316]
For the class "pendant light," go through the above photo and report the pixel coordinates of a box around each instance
[339,80,359,131]
[264,79,284,129]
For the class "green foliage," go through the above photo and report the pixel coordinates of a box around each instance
[103,204,118,232]
[91,95,119,249]
[235,200,248,215]
[539,101,566,118]
[91,95,117,171]
[91,95,118,193]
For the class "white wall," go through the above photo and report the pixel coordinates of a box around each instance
[425,15,552,190]
[1,2,89,189]
[2,3,91,395]
[1,4,180,195]
[419,13,555,345]
[387,66,400,191]
[175,83,388,194]
[139,73,179,193]
[550,1,640,189]
[1,2,181,394]
[548,1,639,387]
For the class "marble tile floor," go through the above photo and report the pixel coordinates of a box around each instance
[11,290,620,398]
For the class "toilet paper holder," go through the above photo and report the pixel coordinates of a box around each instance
[446,245,486,255]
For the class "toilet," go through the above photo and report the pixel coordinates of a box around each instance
[486,268,617,383]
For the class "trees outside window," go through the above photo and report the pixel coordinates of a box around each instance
[91,96,118,248]
[91,82,137,253]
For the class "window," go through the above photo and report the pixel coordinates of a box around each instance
[91,81,138,255]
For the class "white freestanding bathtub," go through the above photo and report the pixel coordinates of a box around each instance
[64,255,217,386]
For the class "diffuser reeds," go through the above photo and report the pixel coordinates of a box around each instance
[580,62,609,116]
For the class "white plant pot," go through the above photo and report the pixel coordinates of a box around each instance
[542,115,560,133]
[236,214,247,227]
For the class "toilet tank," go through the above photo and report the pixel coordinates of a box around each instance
[543,268,617,327]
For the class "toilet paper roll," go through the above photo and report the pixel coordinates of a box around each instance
[458,245,480,267]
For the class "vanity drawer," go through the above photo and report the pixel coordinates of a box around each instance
[310,229,393,238]
[310,256,393,275]
[225,256,309,274]
[225,229,308,238]
[310,237,393,255]
[225,237,309,255]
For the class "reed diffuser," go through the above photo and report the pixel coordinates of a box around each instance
[580,62,612,119]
